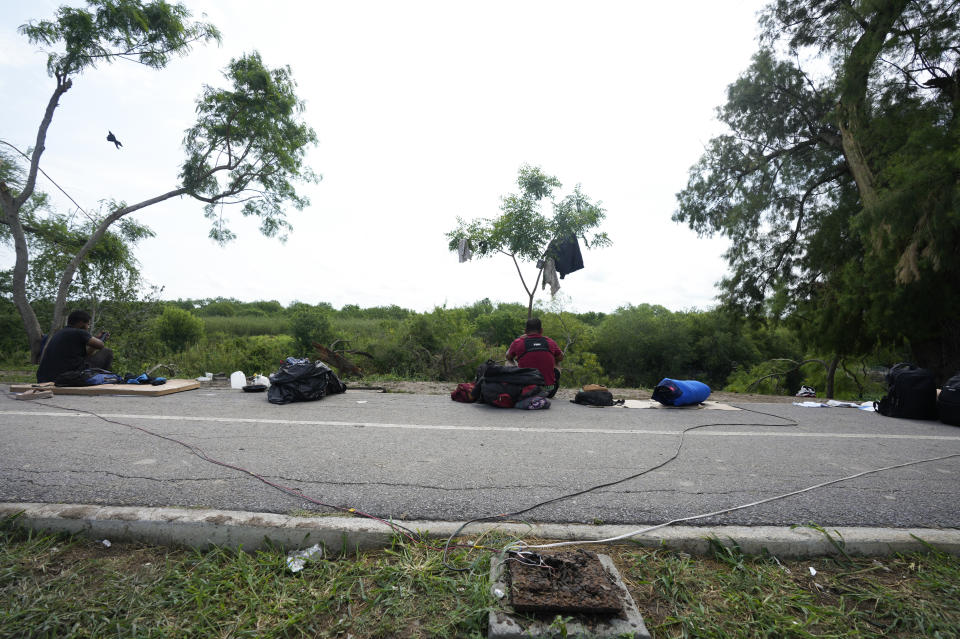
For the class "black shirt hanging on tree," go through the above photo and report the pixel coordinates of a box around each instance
[549,236,584,279]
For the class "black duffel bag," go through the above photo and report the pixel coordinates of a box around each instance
[875,363,938,419]
[474,360,545,408]
[572,389,615,406]
[939,373,960,426]
[268,358,346,405]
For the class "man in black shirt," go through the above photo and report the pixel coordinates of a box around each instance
[36,310,113,383]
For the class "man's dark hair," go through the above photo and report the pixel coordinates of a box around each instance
[67,310,91,326]
[525,317,542,334]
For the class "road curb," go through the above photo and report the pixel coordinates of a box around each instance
[3,502,959,557]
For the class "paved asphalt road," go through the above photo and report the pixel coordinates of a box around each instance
[2,387,959,529]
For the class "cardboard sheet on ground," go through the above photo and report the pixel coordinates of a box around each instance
[10,379,200,397]
[622,399,739,410]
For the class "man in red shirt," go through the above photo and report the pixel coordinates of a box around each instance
[506,317,564,394]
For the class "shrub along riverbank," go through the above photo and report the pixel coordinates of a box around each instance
[0,297,895,399]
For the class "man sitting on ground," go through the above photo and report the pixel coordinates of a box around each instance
[36,310,113,383]
[506,317,564,396]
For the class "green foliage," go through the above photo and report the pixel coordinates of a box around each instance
[0,299,30,367]
[675,0,960,379]
[369,307,493,381]
[724,354,888,400]
[171,334,295,376]
[288,305,335,354]
[248,299,283,314]
[4,1,317,363]
[181,51,319,243]
[18,0,221,78]
[197,300,237,317]
[556,350,607,388]
[474,307,525,347]
[0,150,156,333]
[592,305,800,389]
[202,315,289,337]
[153,306,204,353]
[593,304,695,388]
[0,520,494,639]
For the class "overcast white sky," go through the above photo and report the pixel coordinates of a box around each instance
[2,0,768,314]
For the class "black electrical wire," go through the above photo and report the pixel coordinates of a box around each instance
[441,405,799,570]
[5,390,801,564]
[11,396,432,545]
[21,392,916,572]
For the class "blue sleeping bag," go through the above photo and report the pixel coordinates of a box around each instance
[652,378,711,406]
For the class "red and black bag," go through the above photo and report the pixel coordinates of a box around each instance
[451,382,477,403]
[474,360,545,408]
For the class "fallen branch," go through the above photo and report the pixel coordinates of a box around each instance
[746,358,828,393]
[146,363,179,377]
[312,342,364,378]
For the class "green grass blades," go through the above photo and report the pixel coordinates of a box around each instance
[4,516,959,639]
[623,543,960,638]
[0,520,492,639]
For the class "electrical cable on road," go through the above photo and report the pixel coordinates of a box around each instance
[5,393,959,572]
[443,406,960,570]
[13,396,433,548]
[441,406,801,570]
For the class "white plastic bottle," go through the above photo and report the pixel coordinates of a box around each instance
[230,371,246,389]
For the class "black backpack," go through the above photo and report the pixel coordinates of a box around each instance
[54,368,95,387]
[938,372,960,426]
[875,363,937,419]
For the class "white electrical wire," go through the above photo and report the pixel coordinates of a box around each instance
[507,451,960,551]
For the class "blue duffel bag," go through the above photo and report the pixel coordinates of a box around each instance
[652,378,711,406]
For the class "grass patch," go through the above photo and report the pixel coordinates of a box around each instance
[0,518,492,639]
[617,539,960,638]
[0,369,35,384]
[2,517,959,639]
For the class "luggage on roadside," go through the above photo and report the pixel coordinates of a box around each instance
[652,378,711,406]
[572,388,615,406]
[874,363,938,420]
[474,360,545,408]
[938,372,960,426]
[268,357,346,405]
[54,368,122,386]
[450,382,477,403]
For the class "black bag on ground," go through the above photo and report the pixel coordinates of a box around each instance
[54,368,94,387]
[572,389,615,406]
[474,360,545,407]
[938,373,960,426]
[268,358,346,405]
[874,363,938,419]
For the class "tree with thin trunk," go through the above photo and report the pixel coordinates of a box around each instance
[446,165,610,319]
[0,1,318,362]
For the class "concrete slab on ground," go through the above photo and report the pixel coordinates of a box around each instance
[488,553,650,639]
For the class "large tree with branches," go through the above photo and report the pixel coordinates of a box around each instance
[675,0,960,382]
[0,0,318,362]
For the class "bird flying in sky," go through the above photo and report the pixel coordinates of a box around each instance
[106,131,122,149]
